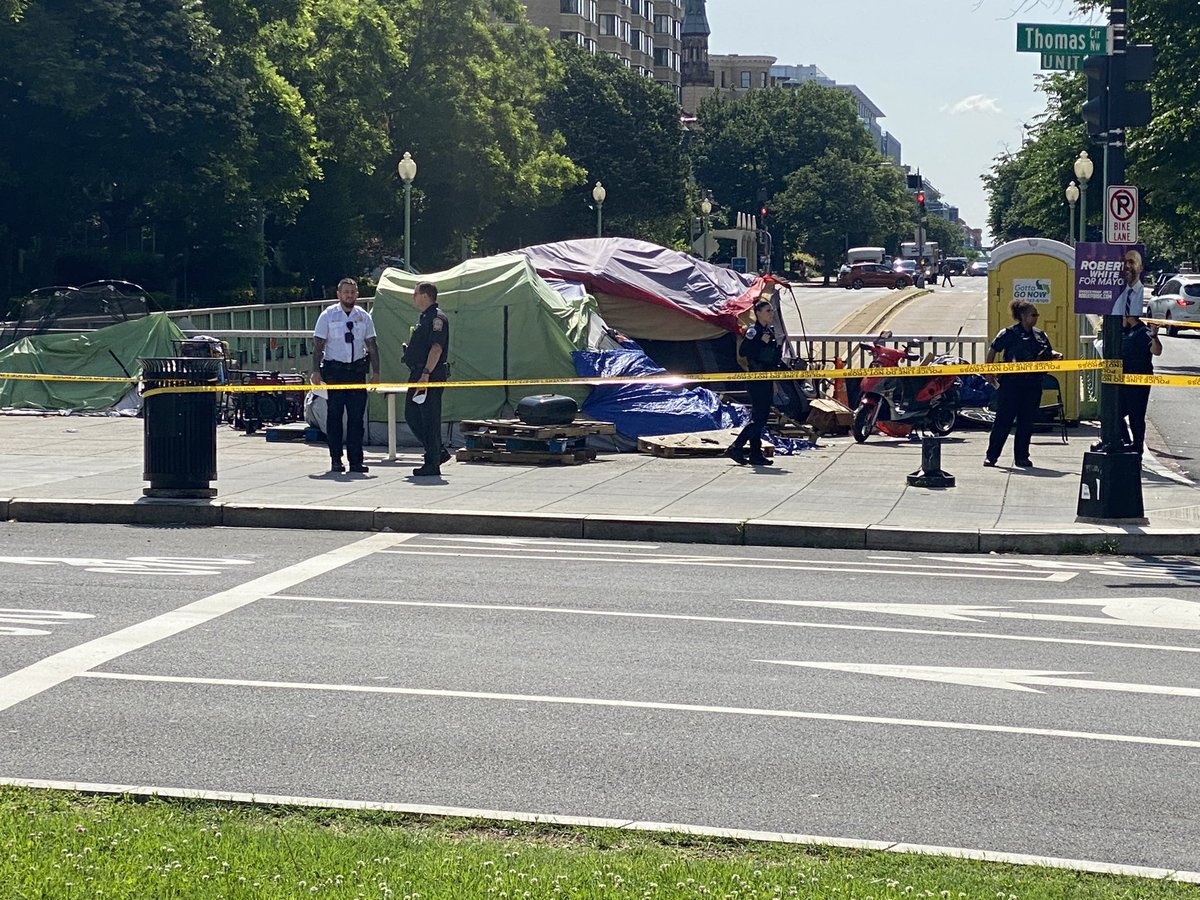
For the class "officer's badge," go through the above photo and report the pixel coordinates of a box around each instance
[745,325,758,339]
[433,317,444,332]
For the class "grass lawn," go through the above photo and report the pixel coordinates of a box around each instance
[1,786,1196,899]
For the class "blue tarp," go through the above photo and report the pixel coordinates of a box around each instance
[573,345,746,439]
[573,344,815,454]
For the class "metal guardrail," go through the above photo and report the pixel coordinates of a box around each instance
[167,298,374,371]
[786,333,989,367]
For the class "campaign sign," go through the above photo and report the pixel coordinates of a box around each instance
[1013,278,1052,304]
[1074,242,1146,315]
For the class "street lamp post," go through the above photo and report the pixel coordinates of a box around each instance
[1065,181,1080,247]
[397,151,417,270]
[592,181,606,238]
[699,195,712,259]
[1073,151,1093,245]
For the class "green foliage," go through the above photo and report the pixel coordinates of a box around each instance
[691,84,917,267]
[772,151,912,273]
[986,4,1200,265]
[484,44,688,249]
[691,84,876,228]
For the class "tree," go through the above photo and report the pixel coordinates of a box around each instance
[691,83,877,232]
[0,0,311,296]
[772,151,912,280]
[484,44,688,249]
[985,3,1200,265]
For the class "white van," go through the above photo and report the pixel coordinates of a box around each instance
[846,246,886,265]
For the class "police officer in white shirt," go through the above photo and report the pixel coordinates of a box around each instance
[311,278,380,474]
[1111,249,1146,316]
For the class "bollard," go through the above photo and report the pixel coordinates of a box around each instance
[907,435,955,488]
[141,356,221,498]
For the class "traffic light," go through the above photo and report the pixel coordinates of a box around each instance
[1112,45,1154,129]
[916,191,926,214]
[1082,54,1109,138]
[906,173,922,191]
[759,205,768,220]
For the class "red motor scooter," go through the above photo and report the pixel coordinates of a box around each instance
[852,334,961,443]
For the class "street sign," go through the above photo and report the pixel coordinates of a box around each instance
[1016,22,1108,55]
[1106,185,1139,244]
[1041,53,1082,72]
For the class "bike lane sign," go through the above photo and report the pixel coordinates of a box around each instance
[1106,185,1138,244]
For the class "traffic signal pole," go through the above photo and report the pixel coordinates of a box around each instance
[1081,0,1144,520]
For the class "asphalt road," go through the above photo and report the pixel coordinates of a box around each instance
[3,523,1199,873]
[1147,330,1200,482]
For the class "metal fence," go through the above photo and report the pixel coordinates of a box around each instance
[166,298,373,371]
[785,333,989,368]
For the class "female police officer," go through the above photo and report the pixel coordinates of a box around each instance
[726,299,780,467]
[983,298,1062,468]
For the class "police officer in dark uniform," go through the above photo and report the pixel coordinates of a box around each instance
[725,299,780,466]
[983,298,1062,468]
[403,281,450,477]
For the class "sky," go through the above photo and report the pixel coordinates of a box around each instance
[705,0,1106,244]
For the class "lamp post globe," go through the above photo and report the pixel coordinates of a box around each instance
[397,151,417,270]
[592,181,606,237]
[1065,181,1080,247]
[1073,151,1093,245]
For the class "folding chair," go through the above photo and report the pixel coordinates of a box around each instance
[1038,373,1068,443]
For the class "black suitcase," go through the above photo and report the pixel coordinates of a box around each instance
[516,394,578,425]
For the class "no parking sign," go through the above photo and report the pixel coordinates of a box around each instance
[1106,185,1138,244]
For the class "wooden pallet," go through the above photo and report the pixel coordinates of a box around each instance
[456,447,598,466]
[638,429,775,458]
[459,418,615,441]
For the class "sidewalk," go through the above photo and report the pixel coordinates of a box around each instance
[4,415,1200,554]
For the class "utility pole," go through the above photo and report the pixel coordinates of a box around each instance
[1078,0,1155,520]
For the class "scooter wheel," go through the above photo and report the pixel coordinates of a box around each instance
[853,403,879,443]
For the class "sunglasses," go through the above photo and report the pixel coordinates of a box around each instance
[344,320,355,343]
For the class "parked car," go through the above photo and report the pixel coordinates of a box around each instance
[839,263,914,290]
[1146,275,1200,335]
[967,260,989,277]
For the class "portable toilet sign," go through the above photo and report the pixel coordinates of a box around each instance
[987,238,1081,420]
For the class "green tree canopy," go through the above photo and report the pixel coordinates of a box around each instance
[985,2,1200,266]
[484,43,688,249]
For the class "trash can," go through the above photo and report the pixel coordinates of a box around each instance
[141,356,222,498]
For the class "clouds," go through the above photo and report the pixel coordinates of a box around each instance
[942,94,1004,115]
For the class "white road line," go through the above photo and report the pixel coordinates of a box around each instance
[79,670,1200,750]
[376,549,1075,582]
[268,595,1200,655]
[0,533,414,714]
[1,778,1194,884]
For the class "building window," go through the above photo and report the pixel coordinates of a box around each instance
[654,46,669,67]
[653,13,669,33]
[720,70,726,88]
[760,71,767,87]
[560,0,582,13]
[740,70,751,89]
[599,13,617,34]
[559,31,586,46]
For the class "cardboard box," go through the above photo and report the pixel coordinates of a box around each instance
[805,398,855,435]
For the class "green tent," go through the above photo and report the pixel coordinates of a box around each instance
[0,313,184,411]
[372,257,595,422]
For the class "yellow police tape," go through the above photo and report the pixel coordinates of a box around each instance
[1141,317,1200,329]
[7,356,1200,393]
[4,357,1101,397]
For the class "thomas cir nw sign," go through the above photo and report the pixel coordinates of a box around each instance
[1015,23,1107,55]
[1106,185,1139,244]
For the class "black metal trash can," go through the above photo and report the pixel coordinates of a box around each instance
[141,356,222,498]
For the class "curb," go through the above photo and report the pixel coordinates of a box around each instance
[7,496,1200,556]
